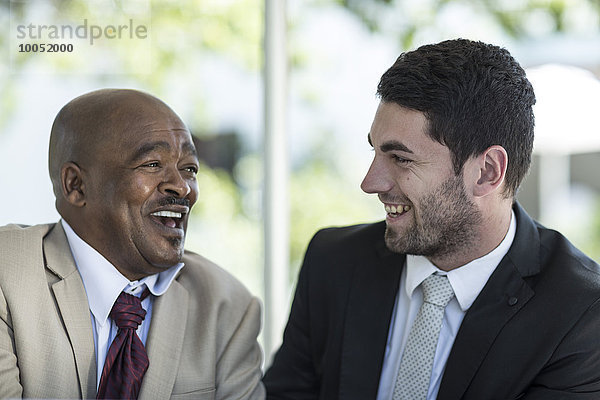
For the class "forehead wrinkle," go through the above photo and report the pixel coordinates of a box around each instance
[139,126,189,133]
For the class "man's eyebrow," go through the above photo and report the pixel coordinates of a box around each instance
[130,140,198,162]
[130,141,171,162]
[182,141,198,158]
[380,140,414,154]
[367,134,414,154]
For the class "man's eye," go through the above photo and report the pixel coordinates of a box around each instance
[391,154,410,164]
[143,162,160,168]
[184,166,198,174]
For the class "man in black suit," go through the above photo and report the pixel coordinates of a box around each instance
[263,39,600,399]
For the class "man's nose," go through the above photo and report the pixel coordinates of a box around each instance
[159,167,192,198]
[361,158,393,194]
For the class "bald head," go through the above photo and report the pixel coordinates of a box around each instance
[49,89,187,200]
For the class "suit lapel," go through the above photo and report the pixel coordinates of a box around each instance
[44,223,97,399]
[438,203,541,400]
[338,241,404,400]
[438,259,534,400]
[139,279,189,399]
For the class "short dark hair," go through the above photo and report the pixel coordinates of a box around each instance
[377,39,536,197]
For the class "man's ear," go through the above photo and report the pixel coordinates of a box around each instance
[60,162,86,207]
[472,145,508,198]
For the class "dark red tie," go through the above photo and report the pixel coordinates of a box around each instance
[97,288,151,400]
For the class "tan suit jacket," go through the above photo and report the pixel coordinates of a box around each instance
[0,222,265,399]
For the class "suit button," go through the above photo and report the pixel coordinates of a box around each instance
[508,296,518,306]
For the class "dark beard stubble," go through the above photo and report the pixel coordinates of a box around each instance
[384,173,483,260]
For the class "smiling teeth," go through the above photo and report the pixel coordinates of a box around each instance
[385,205,411,214]
[151,211,182,218]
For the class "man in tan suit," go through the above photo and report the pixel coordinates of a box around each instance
[0,89,265,399]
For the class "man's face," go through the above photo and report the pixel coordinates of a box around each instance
[361,102,481,262]
[81,108,199,280]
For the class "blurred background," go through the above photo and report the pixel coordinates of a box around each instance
[1,0,600,362]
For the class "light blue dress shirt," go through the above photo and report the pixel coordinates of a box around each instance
[376,211,517,400]
[61,220,184,388]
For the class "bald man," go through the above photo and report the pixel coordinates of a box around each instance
[0,89,265,399]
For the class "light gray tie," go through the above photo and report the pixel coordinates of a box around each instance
[393,273,455,400]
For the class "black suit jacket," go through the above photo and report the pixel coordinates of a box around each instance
[264,204,600,399]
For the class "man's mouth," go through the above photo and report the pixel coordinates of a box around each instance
[384,204,411,218]
[150,210,185,229]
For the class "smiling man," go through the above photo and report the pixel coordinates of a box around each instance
[264,39,600,399]
[0,89,264,399]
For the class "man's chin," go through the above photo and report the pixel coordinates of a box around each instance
[159,251,184,267]
[145,243,185,270]
[384,227,404,253]
[384,226,420,255]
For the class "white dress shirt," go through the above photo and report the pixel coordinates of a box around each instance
[61,220,184,388]
[376,211,517,400]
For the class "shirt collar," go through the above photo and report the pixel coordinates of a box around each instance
[61,219,185,327]
[405,210,517,311]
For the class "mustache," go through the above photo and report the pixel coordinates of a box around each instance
[155,196,190,208]
[378,194,410,204]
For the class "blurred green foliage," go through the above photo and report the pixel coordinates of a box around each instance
[290,160,382,274]
[572,197,600,262]
[335,0,600,48]
[590,200,600,261]
[185,161,264,294]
